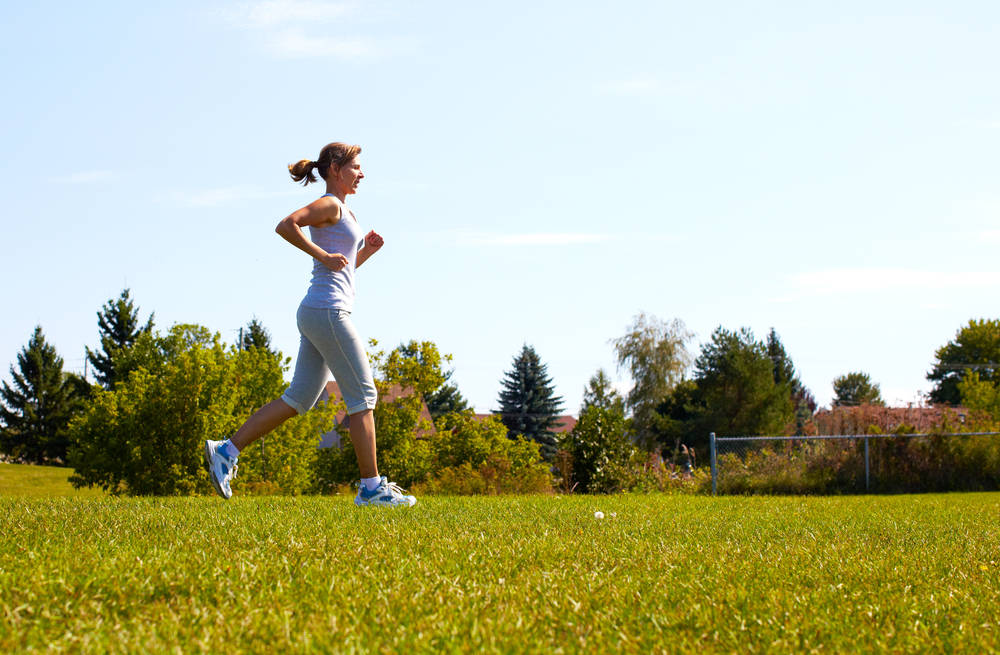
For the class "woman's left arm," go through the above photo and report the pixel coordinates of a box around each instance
[356,230,384,268]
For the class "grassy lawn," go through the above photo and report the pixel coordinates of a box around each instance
[2,492,999,653]
[0,463,105,498]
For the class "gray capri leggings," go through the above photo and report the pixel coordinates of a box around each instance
[281,305,378,416]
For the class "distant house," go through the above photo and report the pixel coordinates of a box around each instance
[317,381,436,449]
[475,413,577,435]
[551,415,578,434]
[813,404,970,435]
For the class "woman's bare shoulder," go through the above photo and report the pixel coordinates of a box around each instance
[301,195,343,226]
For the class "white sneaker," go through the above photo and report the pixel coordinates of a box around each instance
[204,440,239,499]
[354,476,417,507]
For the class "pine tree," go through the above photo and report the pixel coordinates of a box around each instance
[581,368,625,414]
[426,380,470,419]
[766,328,816,434]
[692,327,795,438]
[1,326,84,463]
[241,318,274,353]
[85,288,154,388]
[832,372,884,407]
[496,344,563,460]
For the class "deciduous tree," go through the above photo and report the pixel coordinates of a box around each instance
[69,324,325,495]
[958,372,1000,424]
[612,313,692,448]
[392,340,471,419]
[564,398,631,493]
[927,319,1000,405]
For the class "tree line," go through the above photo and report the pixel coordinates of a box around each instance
[2,289,999,495]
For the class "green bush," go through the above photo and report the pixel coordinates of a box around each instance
[561,403,632,493]
[67,325,328,496]
[415,412,553,494]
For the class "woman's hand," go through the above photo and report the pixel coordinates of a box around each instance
[356,231,384,269]
[365,230,384,251]
[321,252,349,271]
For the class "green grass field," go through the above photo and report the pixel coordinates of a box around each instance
[0,462,105,498]
[3,489,999,653]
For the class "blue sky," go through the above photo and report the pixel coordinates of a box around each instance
[2,1,998,415]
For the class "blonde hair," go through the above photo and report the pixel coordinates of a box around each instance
[289,142,362,186]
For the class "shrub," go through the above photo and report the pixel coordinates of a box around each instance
[68,325,328,496]
[415,412,553,495]
[562,403,632,493]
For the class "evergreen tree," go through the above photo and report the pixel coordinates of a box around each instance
[85,288,154,388]
[832,371,884,407]
[241,318,274,353]
[581,368,625,414]
[425,380,470,419]
[1,326,84,463]
[766,328,816,434]
[692,327,795,438]
[496,344,563,460]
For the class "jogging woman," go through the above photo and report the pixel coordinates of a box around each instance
[203,142,416,507]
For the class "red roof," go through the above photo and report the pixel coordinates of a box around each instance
[474,413,577,434]
[317,381,436,448]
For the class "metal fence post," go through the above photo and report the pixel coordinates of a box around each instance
[864,437,869,492]
[710,432,717,496]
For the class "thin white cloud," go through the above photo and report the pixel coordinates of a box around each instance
[597,75,664,96]
[453,232,612,247]
[166,186,302,207]
[56,170,116,184]
[980,229,1000,243]
[266,29,381,59]
[217,0,401,60]
[226,0,356,29]
[779,267,1000,300]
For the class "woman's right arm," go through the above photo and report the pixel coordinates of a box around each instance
[275,197,348,271]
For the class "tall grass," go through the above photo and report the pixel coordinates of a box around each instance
[2,493,999,652]
[717,433,1000,494]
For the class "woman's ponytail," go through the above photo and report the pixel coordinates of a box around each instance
[289,159,318,186]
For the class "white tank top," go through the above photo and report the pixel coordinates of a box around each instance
[300,195,364,310]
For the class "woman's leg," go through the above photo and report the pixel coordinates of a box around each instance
[231,398,298,451]
[230,314,330,452]
[348,409,378,479]
[298,308,380,478]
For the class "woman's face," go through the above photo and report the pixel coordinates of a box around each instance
[335,156,364,195]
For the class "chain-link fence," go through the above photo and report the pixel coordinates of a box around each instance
[709,431,1000,495]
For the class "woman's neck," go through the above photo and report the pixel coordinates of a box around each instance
[325,187,347,202]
